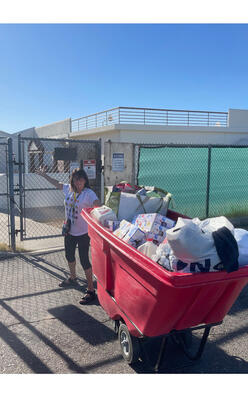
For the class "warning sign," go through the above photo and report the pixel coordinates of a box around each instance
[112,153,124,172]
[83,159,96,179]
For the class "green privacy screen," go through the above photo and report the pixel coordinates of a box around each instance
[209,147,248,217]
[137,146,248,219]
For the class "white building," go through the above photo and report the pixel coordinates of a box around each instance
[2,106,248,175]
[2,106,248,147]
[69,107,248,146]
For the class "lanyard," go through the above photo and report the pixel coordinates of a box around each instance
[66,192,80,220]
[73,190,82,203]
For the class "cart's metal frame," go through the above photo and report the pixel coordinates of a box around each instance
[114,319,222,372]
[152,322,222,372]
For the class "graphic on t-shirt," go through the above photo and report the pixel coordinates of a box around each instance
[63,184,97,236]
[65,193,81,224]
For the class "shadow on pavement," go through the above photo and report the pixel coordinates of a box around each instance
[0,321,52,373]
[19,253,90,292]
[48,304,116,346]
[0,300,87,373]
[130,329,248,374]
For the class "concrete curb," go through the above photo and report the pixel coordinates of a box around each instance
[0,246,64,258]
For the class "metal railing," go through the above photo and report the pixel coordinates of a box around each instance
[71,107,228,132]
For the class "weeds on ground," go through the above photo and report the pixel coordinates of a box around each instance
[0,242,27,253]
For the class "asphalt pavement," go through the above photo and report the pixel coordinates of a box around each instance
[1,246,248,374]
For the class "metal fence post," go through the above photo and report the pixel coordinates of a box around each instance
[7,138,16,251]
[98,138,104,204]
[18,134,24,241]
[206,146,212,218]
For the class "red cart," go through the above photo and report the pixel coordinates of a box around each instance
[82,208,248,370]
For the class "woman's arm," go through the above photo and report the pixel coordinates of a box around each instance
[36,168,63,190]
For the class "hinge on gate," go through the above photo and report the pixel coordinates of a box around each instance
[15,229,21,237]
[13,159,24,166]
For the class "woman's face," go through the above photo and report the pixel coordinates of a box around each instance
[73,176,86,193]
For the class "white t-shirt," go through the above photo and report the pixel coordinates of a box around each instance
[63,184,98,236]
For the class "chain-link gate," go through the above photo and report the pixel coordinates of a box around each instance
[0,138,10,247]
[17,136,102,241]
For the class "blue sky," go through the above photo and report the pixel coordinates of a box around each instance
[1,23,248,133]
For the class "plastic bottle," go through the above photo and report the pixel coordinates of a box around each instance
[137,239,158,258]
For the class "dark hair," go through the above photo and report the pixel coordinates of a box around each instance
[70,168,90,192]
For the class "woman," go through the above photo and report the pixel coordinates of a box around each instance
[37,167,100,304]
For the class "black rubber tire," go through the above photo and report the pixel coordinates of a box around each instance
[118,323,141,365]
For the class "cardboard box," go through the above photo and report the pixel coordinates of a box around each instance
[113,220,132,239]
[134,213,175,233]
[90,205,117,226]
[146,231,167,245]
[106,220,120,231]
[122,225,146,248]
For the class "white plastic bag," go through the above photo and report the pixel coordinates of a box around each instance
[234,228,248,267]
[166,217,219,264]
[199,216,234,234]
[153,239,221,273]
[105,186,172,222]
[117,192,171,221]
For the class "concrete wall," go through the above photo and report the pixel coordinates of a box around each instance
[104,141,135,186]
[118,125,248,145]
[68,109,248,146]
[70,123,248,145]
[15,127,36,138]
[69,127,120,153]
[16,119,71,139]
[35,118,71,138]
[228,109,248,128]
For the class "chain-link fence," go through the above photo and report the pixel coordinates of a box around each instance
[137,144,248,219]
[0,138,9,245]
[0,136,102,249]
[18,137,102,241]
[3,138,248,250]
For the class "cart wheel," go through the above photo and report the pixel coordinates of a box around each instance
[118,323,141,365]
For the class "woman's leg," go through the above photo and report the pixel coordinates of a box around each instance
[78,234,94,291]
[60,234,78,285]
[68,261,77,280]
[84,267,94,292]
